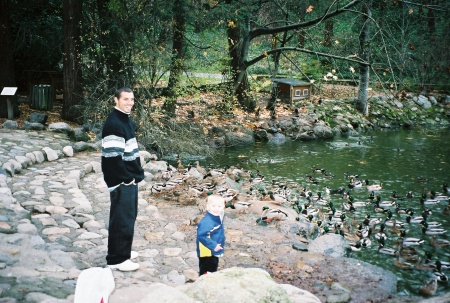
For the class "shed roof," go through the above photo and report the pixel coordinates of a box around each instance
[271,78,311,86]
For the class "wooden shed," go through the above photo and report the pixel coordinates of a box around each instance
[271,78,311,105]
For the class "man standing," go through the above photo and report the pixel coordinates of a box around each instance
[101,87,144,271]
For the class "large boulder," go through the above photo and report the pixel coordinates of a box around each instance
[110,267,321,303]
[224,132,255,147]
[313,124,334,139]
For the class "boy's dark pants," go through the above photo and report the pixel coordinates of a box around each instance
[199,256,219,275]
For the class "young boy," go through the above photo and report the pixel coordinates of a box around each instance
[196,194,226,276]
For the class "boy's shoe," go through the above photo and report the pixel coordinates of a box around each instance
[130,251,139,260]
[107,259,139,271]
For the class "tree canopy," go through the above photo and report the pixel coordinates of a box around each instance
[1,0,449,121]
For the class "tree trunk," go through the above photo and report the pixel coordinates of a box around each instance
[62,0,83,122]
[164,0,187,115]
[356,0,371,116]
[227,11,255,111]
[0,0,15,87]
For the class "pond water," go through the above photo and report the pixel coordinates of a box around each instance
[206,127,450,297]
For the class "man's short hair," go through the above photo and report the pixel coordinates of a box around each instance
[115,87,133,99]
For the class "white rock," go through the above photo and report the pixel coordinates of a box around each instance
[63,145,74,157]
[32,151,45,163]
[62,218,81,229]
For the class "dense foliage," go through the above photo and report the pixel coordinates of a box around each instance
[2,0,449,155]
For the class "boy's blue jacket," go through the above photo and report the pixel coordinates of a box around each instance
[196,211,225,258]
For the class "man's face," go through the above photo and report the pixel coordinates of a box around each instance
[115,91,135,113]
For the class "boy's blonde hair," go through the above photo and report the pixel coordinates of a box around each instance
[206,194,225,208]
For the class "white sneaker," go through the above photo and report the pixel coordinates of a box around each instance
[130,251,139,260]
[107,259,140,271]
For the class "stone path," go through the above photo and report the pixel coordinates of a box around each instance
[0,129,203,302]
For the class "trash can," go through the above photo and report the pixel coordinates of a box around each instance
[29,84,55,110]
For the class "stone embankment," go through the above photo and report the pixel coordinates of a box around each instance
[1,124,450,302]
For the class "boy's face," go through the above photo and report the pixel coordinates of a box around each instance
[207,198,225,216]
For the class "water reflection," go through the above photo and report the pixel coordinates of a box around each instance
[208,127,450,297]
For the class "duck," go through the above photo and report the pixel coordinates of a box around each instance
[386,220,401,235]
[344,172,360,180]
[430,235,450,247]
[436,260,450,271]
[405,191,414,198]
[221,188,239,202]
[350,199,368,207]
[394,250,415,269]
[342,201,356,212]
[226,200,252,213]
[376,196,396,208]
[420,220,442,229]
[365,179,382,191]
[325,186,345,195]
[443,200,450,215]
[269,192,288,205]
[304,174,318,184]
[418,277,438,296]
[360,237,372,247]
[384,218,405,229]
[433,268,448,283]
[377,238,397,256]
[399,237,425,247]
[429,191,448,201]
[151,182,166,194]
[394,203,410,215]
[414,257,437,271]
[406,215,426,224]
[348,178,363,188]
[250,176,265,184]
[350,241,362,251]
[256,206,289,223]
[420,194,440,206]
[375,224,388,242]
[354,223,367,238]
[422,226,446,235]
[311,166,325,174]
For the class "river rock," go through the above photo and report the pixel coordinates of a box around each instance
[268,132,286,144]
[48,122,74,135]
[22,121,45,131]
[73,127,90,142]
[2,120,18,129]
[414,95,432,109]
[224,131,255,146]
[28,112,48,124]
[308,233,351,258]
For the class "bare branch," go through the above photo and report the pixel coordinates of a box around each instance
[249,0,361,40]
[398,0,449,12]
[244,47,369,68]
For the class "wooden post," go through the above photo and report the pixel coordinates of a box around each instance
[1,87,17,119]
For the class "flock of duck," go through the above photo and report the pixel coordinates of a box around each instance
[149,159,449,297]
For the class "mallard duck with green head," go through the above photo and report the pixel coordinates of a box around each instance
[256,206,288,224]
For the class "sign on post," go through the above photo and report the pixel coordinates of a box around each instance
[1,87,18,120]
